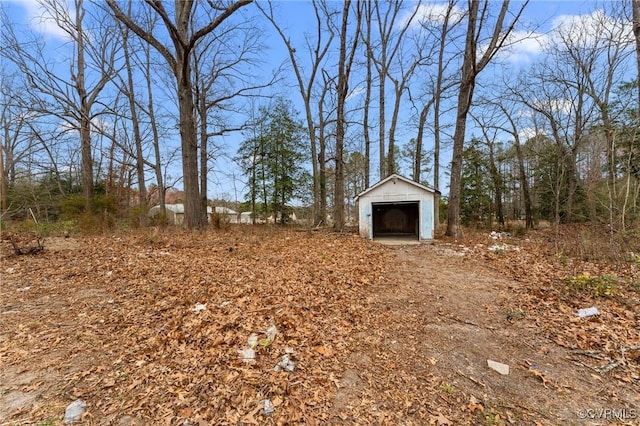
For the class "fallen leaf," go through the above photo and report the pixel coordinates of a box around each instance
[315,345,333,357]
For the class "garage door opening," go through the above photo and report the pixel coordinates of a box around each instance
[372,202,419,240]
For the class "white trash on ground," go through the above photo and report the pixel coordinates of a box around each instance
[63,399,86,424]
[274,353,296,372]
[262,399,274,415]
[576,306,599,317]
[239,348,256,362]
[487,359,510,375]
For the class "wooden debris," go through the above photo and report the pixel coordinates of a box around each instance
[9,236,44,255]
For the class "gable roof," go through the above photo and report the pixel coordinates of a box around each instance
[355,173,438,201]
[151,204,213,214]
[214,206,238,215]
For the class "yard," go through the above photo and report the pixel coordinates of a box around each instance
[1,226,638,425]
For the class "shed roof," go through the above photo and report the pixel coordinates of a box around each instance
[151,204,213,214]
[214,206,238,215]
[355,173,438,201]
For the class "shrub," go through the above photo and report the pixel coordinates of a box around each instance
[59,195,87,220]
[564,273,618,298]
[59,194,118,233]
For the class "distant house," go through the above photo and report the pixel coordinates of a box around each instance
[213,206,239,224]
[239,210,300,225]
[355,174,439,241]
[239,211,255,224]
[149,204,213,225]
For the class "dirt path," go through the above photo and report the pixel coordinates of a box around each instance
[335,242,638,425]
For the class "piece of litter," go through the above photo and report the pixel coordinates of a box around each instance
[576,307,599,318]
[18,286,31,291]
[487,359,510,375]
[63,399,86,424]
[220,301,231,308]
[248,333,259,348]
[274,354,296,372]
[239,348,256,362]
[262,399,274,415]
[193,303,207,313]
[265,325,278,342]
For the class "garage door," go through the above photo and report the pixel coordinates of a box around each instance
[372,202,419,238]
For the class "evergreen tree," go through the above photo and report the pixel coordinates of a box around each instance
[460,138,492,226]
[236,99,308,224]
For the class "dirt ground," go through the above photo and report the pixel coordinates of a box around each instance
[0,229,638,425]
[356,242,639,425]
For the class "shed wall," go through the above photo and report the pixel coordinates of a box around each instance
[357,178,434,240]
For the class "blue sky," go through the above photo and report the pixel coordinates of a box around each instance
[1,0,636,202]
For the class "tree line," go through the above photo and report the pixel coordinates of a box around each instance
[1,0,639,236]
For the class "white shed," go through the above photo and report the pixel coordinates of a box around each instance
[355,174,438,241]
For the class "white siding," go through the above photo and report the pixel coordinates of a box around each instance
[356,174,436,241]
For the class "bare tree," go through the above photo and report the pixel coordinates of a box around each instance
[362,0,420,178]
[106,0,253,229]
[469,107,505,227]
[446,0,529,238]
[192,13,275,219]
[557,5,634,230]
[634,0,640,115]
[334,0,362,231]
[492,99,534,228]
[0,79,36,213]
[412,0,463,190]
[3,0,120,210]
[117,7,148,225]
[257,0,335,226]
[361,1,374,189]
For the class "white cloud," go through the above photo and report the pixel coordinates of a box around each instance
[14,0,73,40]
[346,86,366,103]
[548,9,633,49]
[518,126,537,142]
[400,1,465,30]
[479,6,632,65]
[493,30,548,64]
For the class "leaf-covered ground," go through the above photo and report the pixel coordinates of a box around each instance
[1,226,638,425]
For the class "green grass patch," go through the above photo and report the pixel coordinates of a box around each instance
[564,273,618,298]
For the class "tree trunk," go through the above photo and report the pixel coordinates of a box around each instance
[334,0,354,231]
[363,9,372,189]
[514,137,533,228]
[196,74,209,225]
[106,0,251,230]
[318,98,327,225]
[446,0,526,237]
[446,58,475,238]
[144,45,165,218]
[487,141,504,226]
[0,134,6,214]
[633,0,640,116]
[75,0,93,209]
[445,0,480,238]
[122,22,148,226]
[386,78,402,177]
[414,105,428,182]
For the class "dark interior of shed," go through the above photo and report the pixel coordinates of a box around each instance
[372,202,419,239]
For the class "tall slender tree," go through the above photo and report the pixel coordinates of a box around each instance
[634,0,640,116]
[106,0,252,229]
[258,0,336,226]
[334,0,361,231]
[446,0,528,238]
[3,0,120,210]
